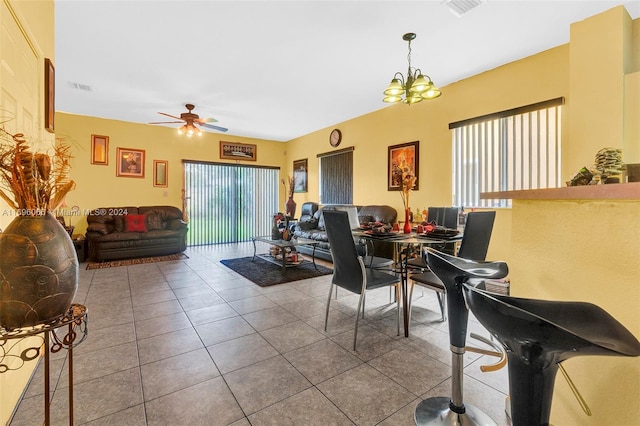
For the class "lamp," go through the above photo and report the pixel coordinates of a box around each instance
[383,33,441,105]
[177,122,202,137]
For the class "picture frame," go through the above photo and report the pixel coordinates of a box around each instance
[116,147,145,178]
[293,158,308,193]
[91,134,109,165]
[153,160,168,187]
[220,141,257,161]
[388,140,419,191]
[44,58,55,133]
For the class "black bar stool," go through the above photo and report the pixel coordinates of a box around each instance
[463,284,640,426]
[414,248,509,426]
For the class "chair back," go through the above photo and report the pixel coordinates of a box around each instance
[457,211,495,261]
[427,207,459,229]
[323,210,364,294]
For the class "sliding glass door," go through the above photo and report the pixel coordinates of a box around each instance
[183,161,279,245]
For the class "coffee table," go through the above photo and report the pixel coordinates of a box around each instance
[252,236,320,275]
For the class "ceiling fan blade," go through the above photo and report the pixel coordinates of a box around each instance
[149,121,183,124]
[201,123,228,132]
[196,117,218,124]
[158,112,182,120]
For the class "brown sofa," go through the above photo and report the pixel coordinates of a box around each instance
[85,206,188,262]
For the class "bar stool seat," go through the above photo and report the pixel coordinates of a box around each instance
[463,284,640,426]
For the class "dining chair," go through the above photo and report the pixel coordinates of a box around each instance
[407,206,461,270]
[322,210,401,350]
[409,210,496,322]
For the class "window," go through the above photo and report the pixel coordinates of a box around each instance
[451,97,563,208]
[318,147,354,204]
[183,161,279,245]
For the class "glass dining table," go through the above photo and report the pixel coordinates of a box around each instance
[353,229,463,337]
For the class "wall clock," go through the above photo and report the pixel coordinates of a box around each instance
[329,128,342,147]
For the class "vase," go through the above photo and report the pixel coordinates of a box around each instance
[285,197,297,219]
[403,208,412,234]
[0,212,79,330]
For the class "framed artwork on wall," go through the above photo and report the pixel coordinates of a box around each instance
[116,147,145,178]
[220,141,257,161]
[91,134,109,165]
[293,158,308,193]
[388,140,419,191]
[153,160,168,187]
[44,58,55,133]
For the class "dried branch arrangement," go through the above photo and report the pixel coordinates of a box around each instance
[0,126,75,213]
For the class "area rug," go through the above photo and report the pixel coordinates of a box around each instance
[220,256,333,287]
[86,253,189,270]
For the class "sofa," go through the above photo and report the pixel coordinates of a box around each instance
[292,202,398,262]
[85,206,188,262]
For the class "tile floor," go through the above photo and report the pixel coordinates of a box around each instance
[10,243,510,425]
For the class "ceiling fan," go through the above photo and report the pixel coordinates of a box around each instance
[149,103,228,136]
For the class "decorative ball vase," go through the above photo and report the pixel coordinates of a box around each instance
[0,213,79,330]
[285,197,297,219]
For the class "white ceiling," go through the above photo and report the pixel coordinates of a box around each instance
[55,0,640,142]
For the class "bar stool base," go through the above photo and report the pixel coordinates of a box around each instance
[415,397,497,426]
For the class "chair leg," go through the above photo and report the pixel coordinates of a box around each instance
[407,281,415,329]
[396,284,401,336]
[325,283,334,332]
[354,292,365,350]
[361,292,366,318]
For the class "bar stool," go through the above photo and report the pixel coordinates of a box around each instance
[414,248,509,426]
[463,284,640,426]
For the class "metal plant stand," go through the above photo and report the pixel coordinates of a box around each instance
[1,304,88,425]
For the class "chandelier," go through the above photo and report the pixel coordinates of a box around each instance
[383,33,441,105]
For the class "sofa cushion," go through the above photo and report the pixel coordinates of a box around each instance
[124,214,148,232]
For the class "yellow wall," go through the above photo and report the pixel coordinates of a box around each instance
[509,199,640,426]
[54,113,288,235]
[0,1,55,423]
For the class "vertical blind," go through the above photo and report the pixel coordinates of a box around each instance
[318,147,354,204]
[183,161,279,245]
[451,98,563,208]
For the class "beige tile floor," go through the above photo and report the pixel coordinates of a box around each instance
[10,242,510,425]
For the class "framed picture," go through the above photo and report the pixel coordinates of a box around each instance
[153,160,168,187]
[44,58,55,133]
[116,147,145,178]
[91,134,109,165]
[293,158,308,193]
[220,141,257,161]
[388,140,419,191]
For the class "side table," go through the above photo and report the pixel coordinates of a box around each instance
[0,304,89,425]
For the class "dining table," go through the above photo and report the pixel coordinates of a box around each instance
[353,229,463,337]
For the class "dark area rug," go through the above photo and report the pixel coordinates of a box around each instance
[86,253,189,270]
[220,256,333,287]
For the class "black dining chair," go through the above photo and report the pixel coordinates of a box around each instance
[463,283,640,426]
[322,210,401,350]
[414,248,509,426]
[409,211,496,322]
[407,206,460,270]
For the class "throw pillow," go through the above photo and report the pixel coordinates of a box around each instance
[124,214,147,232]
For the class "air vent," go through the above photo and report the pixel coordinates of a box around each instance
[442,0,486,17]
[68,81,92,92]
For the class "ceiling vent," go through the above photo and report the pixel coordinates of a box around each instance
[68,81,92,92]
[442,0,486,17]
